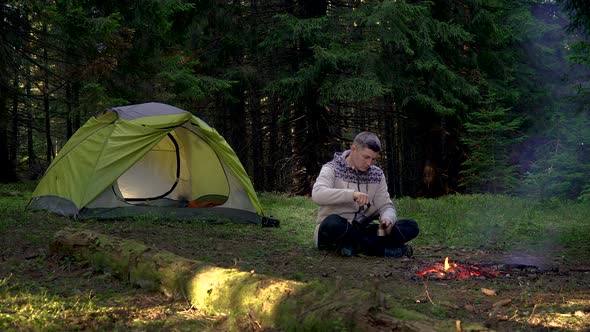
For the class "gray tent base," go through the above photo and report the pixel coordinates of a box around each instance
[80,206,261,224]
[29,195,262,224]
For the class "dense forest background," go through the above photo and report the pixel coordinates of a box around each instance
[1,0,589,200]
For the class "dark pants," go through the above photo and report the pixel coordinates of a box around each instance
[317,214,419,256]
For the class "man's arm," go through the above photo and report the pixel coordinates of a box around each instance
[311,166,356,206]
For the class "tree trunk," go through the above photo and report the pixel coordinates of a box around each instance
[0,82,18,183]
[10,71,18,165]
[25,70,37,177]
[50,228,450,332]
[43,25,53,163]
[43,89,52,162]
[291,96,332,195]
[393,101,404,196]
[291,103,307,194]
[227,83,249,173]
[72,81,81,131]
[250,86,264,190]
[384,93,404,196]
[384,95,396,194]
[265,99,278,191]
[66,82,73,138]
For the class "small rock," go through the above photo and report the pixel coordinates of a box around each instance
[481,288,497,296]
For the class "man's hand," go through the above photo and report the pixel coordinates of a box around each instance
[353,191,369,206]
[380,218,396,234]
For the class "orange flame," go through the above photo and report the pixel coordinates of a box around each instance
[416,256,501,280]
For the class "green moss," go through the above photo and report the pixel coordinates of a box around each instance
[387,306,431,321]
[130,261,162,291]
[87,251,129,278]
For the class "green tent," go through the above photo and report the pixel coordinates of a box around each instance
[29,102,264,224]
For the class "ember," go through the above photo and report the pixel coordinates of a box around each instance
[416,257,501,280]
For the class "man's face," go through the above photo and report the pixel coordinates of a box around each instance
[349,144,379,172]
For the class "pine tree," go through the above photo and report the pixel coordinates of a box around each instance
[369,0,475,195]
[515,1,590,201]
[523,112,590,200]
[460,98,524,193]
[559,0,590,107]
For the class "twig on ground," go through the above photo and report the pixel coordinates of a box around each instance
[422,280,435,305]
[527,303,538,322]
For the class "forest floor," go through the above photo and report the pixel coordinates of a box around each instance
[1,190,590,331]
[0,214,590,331]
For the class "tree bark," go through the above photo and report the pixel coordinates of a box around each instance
[0,43,17,183]
[25,69,37,177]
[265,98,278,191]
[289,0,332,196]
[10,71,18,165]
[0,82,18,183]
[384,94,396,194]
[43,24,53,163]
[73,81,81,131]
[66,82,73,139]
[50,228,455,332]
[393,100,404,196]
[10,73,20,161]
[250,85,264,190]
[226,83,249,174]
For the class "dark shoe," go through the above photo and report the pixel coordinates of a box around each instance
[384,245,413,258]
[403,244,414,258]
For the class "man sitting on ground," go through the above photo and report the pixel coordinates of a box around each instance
[311,131,419,257]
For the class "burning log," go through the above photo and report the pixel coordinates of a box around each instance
[416,257,503,280]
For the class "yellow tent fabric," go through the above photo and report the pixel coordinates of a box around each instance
[29,103,263,223]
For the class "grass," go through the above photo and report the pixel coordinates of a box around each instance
[0,184,589,330]
[0,275,116,331]
[396,194,590,257]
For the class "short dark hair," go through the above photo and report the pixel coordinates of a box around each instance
[353,131,381,152]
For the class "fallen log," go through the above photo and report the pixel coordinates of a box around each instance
[50,228,486,331]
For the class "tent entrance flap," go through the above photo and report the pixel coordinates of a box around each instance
[117,133,181,202]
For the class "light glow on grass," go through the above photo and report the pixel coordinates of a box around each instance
[0,273,224,331]
[0,278,116,330]
[506,299,590,330]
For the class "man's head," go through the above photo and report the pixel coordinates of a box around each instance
[348,131,381,172]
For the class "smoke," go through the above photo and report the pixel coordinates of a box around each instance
[508,2,590,201]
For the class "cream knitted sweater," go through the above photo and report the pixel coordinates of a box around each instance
[311,150,397,247]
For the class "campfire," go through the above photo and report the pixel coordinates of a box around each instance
[416,257,502,280]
